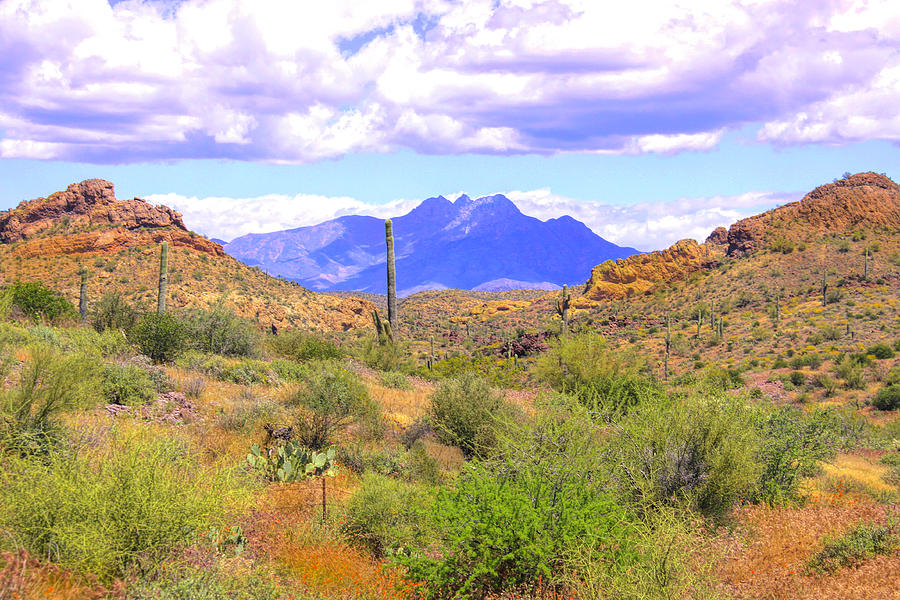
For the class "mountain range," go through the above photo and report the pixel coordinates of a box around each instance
[224,194,638,295]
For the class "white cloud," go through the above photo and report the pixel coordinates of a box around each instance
[0,0,898,161]
[149,186,793,251]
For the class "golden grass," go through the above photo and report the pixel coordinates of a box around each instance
[819,453,897,496]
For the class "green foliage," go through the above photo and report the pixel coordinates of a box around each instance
[101,362,155,406]
[752,406,837,504]
[4,281,77,323]
[398,398,636,599]
[268,329,343,362]
[790,353,823,369]
[428,372,504,458]
[534,332,660,414]
[0,430,239,580]
[184,303,259,357]
[0,346,101,455]
[358,336,412,372]
[806,519,899,573]
[291,360,379,450]
[343,472,430,557]
[379,370,412,390]
[872,384,900,411]
[702,366,745,391]
[867,342,896,360]
[130,312,188,363]
[246,442,336,483]
[127,564,289,600]
[607,391,760,520]
[90,292,137,332]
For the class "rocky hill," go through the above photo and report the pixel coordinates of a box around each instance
[580,172,900,302]
[0,180,373,332]
[225,194,638,295]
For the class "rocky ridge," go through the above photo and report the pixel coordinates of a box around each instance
[0,180,373,332]
[0,179,224,257]
[582,172,900,302]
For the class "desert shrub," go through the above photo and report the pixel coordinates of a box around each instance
[790,353,823,369]
[533,332,660,414]
[833,357,866,390]
[872,384,900,411]
[130,313,187,363]
[702,366,745,391]
[182,376,207,399]
[428,372,505,458]
[65,327,131,358]
[291,360,379,449]
[606,391,760,520]
[3,281,76,323]
[0,346,101,456]
[380,370,412,390]
[806,520,899,573]
[343,472,430,558]
[789,371,806,386]
[127,565,287,600]
[268,359,306,381]
[358,337,413,373]
[0,430,239,580]
[268,329,342,362]
[399,417,433,450]
[752,406,837,504]
[867,343,896,360]
[177,351,228,378]
[398,398,636,598]
[183,304,258,357]
[220,359,275,386]
[217,393,285,434]
[90,292,137,333]
[564,507,722,600]
[101,363,155,406]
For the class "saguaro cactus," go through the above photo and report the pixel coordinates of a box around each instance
[79,268,89,320]
[821,270,828,307]
[556,284,571,336]
[157,241,169,314]
[864,247,869,280]
[385,220,397,333]
[664,312,671,382]
[372,309,393,344]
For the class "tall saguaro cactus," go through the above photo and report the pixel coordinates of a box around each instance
[385,220,397,333]
[664,312,671,381]
[556,284,571,336]
[158,241,169,314]
[79,268,89,321]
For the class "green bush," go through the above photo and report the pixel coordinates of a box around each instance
[90,292,137,332]
[806,520,899,573]
[0,346,101,455]
[4,281,76,323]
[428,372,504,458]
[269,329,342,362]
[380,371,412,390]
[130,312,187,363]
[292,361,379,450]
[184,303,259,357]
[607,391,760,520]
[343,472,429,557]
[101,362,156,406]
[534,332,660,414]
[221,359,275,386]
[358,337,412,373]
[752,406,837,504]
[399,398,636,598]
[0,430,240,580]
[127,565,288,600]
[872,384,900,411]
[867,343,896,360]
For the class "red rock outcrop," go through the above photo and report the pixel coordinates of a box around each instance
[583,239,720,301]
[0,179,224,257]
[725,172,900,257]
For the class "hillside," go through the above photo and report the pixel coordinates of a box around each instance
[0,180,373,332]
[225,193,637,295]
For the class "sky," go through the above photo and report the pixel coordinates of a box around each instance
[1,0,899,251]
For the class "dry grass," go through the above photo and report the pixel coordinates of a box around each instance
[719,489,900,599]
[0,552,120,600]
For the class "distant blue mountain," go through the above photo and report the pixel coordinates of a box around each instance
[224,194,638,295]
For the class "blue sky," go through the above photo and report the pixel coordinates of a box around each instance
[1,0,899,249]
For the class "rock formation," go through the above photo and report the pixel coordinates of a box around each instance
[0,179,224,257]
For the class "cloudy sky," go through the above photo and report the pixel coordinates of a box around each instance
[1,0,899,249]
